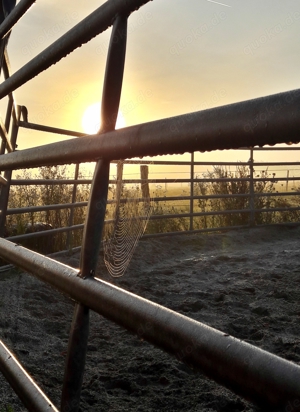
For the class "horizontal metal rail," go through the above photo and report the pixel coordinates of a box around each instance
[253,147,300,151]
[105,176,300,184]
[253,162,300,166]
[6,201,88,215]
[254,205,300,214]
[8,176,292,188]
[10,179,92,186]
[0,237,299,410]
[1,89,300,170]
[142,224,249,238]
[18,120,87,138]
[113,159,251,166]
[0,341,58,412]
[6,224,84,243]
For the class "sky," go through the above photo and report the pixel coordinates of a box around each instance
[2,0,300,167]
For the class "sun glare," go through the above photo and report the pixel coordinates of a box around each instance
[81,102,126,134]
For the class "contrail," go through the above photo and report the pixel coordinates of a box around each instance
[207,0,231,7]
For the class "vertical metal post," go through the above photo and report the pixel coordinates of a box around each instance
[249,147,255,227]
[0,104,20,236]
[114,160,124,226]
[189,152,194,231]
[61,13,128,412]
[66,163,80,252]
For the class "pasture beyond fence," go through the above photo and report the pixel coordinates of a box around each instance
[3,147,300,256]
[0,1,300,411]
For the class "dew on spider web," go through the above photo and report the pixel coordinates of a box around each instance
[103,160,153,277]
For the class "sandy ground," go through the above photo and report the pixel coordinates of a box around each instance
[0,225,300,411]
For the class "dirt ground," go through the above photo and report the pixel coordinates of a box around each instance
[0,225,300,411]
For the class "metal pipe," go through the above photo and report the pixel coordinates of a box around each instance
[0,0,36,39]
[5,224,84,243]
[10,179,92,185]
[7,175,300,185]
[0,105,20,236]
[6,201,88,215]
[0,340,59,412]
[61,12,128,412]
[0,238,299,410]
[19,120,86,137]
[1,89,300,169]
[0,117,13,152]
[189,152,194,231]
[0,0,150,99]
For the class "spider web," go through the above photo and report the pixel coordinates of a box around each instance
[103,160,153,277]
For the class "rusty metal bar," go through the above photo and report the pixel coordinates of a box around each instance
[0,0,150,99]
[1,89,300,170]
[0,340,59,412]
[0,238,299,410]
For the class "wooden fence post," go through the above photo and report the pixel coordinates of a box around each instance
[66,163,80,252]
[140,165,150,204]
[114,160,124,225]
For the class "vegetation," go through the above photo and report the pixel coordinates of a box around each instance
[0,405,14,412]
[146,185,189,234]
[3,164,300,256]
[7,165,90,253]
[194,165,277,229]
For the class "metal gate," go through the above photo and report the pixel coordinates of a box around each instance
[0,1,300,411]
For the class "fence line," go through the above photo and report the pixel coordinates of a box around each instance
[4,149,300,248]
[0,1,300,411]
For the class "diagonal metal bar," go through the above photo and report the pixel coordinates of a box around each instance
[0,174,7,184]
[0,340,59,412]
[0,238,300,410]
[0,0,150,99]
[0,117,13,152]
[0,0,36,39]
[0,341,58,412]
[60,13,128,412]
[60,160,110,412]
[0,88,300,170]
[18,120,86,137]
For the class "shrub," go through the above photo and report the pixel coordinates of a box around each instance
[6,165,90,253]
[194,165,277,228]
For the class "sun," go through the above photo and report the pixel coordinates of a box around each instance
[81,102,126,134]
